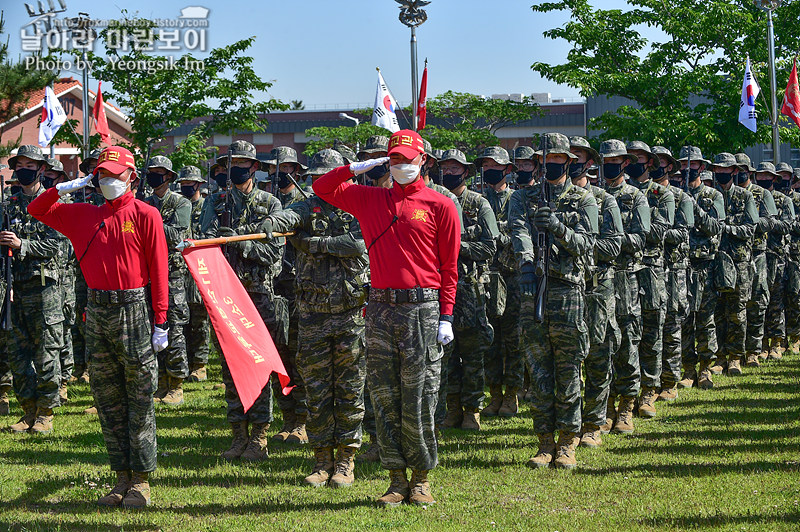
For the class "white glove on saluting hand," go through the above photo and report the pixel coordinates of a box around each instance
[437,320,454,346]
[349,157,390,175]
[55,174,93,197]
[152,326,169,353]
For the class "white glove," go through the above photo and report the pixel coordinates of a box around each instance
[349,157,390,175]
[55,174,93,197]
[152,326,169,353]
[437,320,454,346]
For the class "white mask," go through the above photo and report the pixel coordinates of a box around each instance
[99,176,129,200]
[390,163,421,185]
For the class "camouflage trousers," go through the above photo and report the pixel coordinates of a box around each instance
[583,274,619,428]
[745,252,769,354]
[0,329,11,388]
[363,389,376,439]
[611,270,642,397]
[485,273,524,390]
[8,279,64,410]
[637,266,666,390]
[717,261,754,359]
[60,271,76,383]
[365,300,441,471]
[297,308,365,448]
[85,289,157,472]
[273,285,306,421]
[785,259,800,337]
[764,252,786,341]
[682,259,719,365]
[662,266,688,387]
[158,275,189,380]
[72,271,88,370]
[520,279,589,435]
[184,302,210,365]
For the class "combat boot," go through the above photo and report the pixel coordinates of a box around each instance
[441,394,462,429]
[122,471,150,509]
[221,421,249,460]
[160,376,184,406]
[153,373,167,402]
[727,355,743,376]
[59,384,68,405]
[745,352,761,368]
[758,340,770,362]
[240,422,270,461]
[409,469,435,506]
[69,365,85,384]
[658,385,678,402]
[7,400,37,433]
[527,433,556,468]
[554,431,579,469]
[498,387,519,417]
[0,384,11,416]
[97,470,131,507]
[84,406,98,415]
[789,335,800,355]
[29,407,54,435]
[579,424,602,448]
[461,408,481,431]
[330,445,357,488]
[285,414,308,445]
[272,410,296,443]
[613,396,635,434]
[356,435,381,463]
[481,386,503,417]
[637,388,658,419]
[304,447,334,487]
[677,365,697,389]
[709,355,726,375]
[186,363,207,382]
[78,368,89,384]
[768,338,783,360]
[599,396,616,434]
[697,360,714,390]
[376,469,409,508]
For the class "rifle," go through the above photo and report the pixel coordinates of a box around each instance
[0,172,11,330]
[136,142,153,201]
[534,135,550,324]
[685,145,692,193]
[221,150,232,258]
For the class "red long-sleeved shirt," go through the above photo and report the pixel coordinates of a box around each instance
[313,166,460,315]
[28,187,169,324]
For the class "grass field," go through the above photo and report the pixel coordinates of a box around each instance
[1,352,798,531]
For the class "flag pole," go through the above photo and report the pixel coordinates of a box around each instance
[397,1,429,131]
[767,8,781,163]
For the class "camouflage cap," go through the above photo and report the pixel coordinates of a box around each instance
[258,156,276,173]
[599,139,637,163]
[303,148,345,176]
[440,149,476,176]
[514,146,536,161]
[700,170,714,182]
[432,148,444,160]
[178,165,205,183]
[357,135,390,158]
[775,162,793,175]
[734,152,755,172]
[755,161,780,177]
[210,162,224,176]
[475,146,518,169]
[43,157,66,175]
[651,146,679,170]
[678,146,711,166]
[79,148,103,174]
[216,140,259,165]
[332,140,357,164]
[271,146,308,171]
[199,186,209,195]
[710,153,739,169]
[794,168,800,182]
[147,155,177,177]
[626,140,659,169]
[422,139,436,159]
[8,144,45,168]
[569,136,600,163]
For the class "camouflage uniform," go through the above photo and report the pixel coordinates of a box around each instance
[785,169,800,342]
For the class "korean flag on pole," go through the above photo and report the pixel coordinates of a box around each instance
[372,69,400,133]
[38,86,67,147]
[738,56,761,133]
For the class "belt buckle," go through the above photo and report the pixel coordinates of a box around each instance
[111,292,119,304]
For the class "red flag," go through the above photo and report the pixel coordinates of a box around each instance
[92,81,111,144]
[782,59,800,129]
[417,65,428,131]
[183,245,292,411]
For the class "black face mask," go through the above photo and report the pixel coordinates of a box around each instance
[669,177,684,188]
[516,170,534,186]
[40,176,55,189]
[146,172,166,189]
[568,162,586,179]
[756,178,774,190]
[715,172,734,185]
[229,166,251,185]
[433,171,443,185]
[15,167,39,186]
[603,163,624,180]
[775,179,790,192]
[273,171,292,189]
[625,162,647,179]
[650,166,667,180]
[483,168,505,185]
[365,163,388,180]
[681,168,700,183]
[90,173,99,188]
[544,162,566,179]
[736,171,750,184]
[180,184,198,199]
[442,173,464,191]
[214,172,228,189]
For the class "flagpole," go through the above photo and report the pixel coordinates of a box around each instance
[397,1,429,131]
[766,8,781,163]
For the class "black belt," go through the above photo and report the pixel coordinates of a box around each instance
[87,287,147,306]
[369,287,439,304]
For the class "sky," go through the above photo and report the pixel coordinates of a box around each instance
[3,0,633,109]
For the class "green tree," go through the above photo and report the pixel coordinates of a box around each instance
[530,0,800,154]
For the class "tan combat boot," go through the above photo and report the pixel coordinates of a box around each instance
[29,407,54,435]
[579,424,602,448]
[758,339,770,362]
[599,396,616,434]
[285,414,308,445]
[240,422,270,461]
[789,335,800,355]
[78,369,90,384]
[376,469,409,508]
[727,355,743,376]
[97,470,131,507]
[122,471,150,509]
[709,355,726,375]
[186,363,207,382]
[160,376,184,406]
[409,469,435,506]
[7,400,37,433]
[613,396,635,434]
[481,386,503,417]
[637,388,658,419]
[272,410,295,443]
[527,433,556,468]
[330,445,357,488]
[461,408,481,431]
[745,352,761,368]
[0,384,11,416]
[697,360,714,390]
[768,338,783,360]
[221,421,249,460]
[441,394,462,429]
[677,365,697,389]
[153,373,167,403]
[304,447,334,487]
[658,385,678,402]
[84,406,98,415]
[59,384,68,405]
[498,387,519,417]
[356,435,381,463]
[554,431,579,469]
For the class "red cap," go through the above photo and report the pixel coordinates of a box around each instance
[388,129,425,160]
[95,146,137,176]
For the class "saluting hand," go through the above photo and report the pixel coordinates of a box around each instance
[56,174,93,197]
[350,157,390,176]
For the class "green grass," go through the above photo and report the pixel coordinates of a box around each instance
[1,352,799,531]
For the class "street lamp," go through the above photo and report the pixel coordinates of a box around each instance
[754,0,782,163]
[339,112,360,154]
[396,0,430,131]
